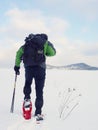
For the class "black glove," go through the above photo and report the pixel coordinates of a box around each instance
[14,66,20,75]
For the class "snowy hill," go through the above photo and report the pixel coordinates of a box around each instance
[65,63,98,70]
[47,63,98,70]
[0,69,98,130]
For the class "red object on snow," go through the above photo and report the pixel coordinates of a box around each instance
[22,101,32,120]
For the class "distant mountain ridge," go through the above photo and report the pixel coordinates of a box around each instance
[47,63,98,70]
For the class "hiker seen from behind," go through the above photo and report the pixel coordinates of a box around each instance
[14,33,56,120]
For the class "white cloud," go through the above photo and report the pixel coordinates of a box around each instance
[0,8,98,68]
[37,0,98,20]
[38,0,64,4]
[68,0,98,20]
[82,43,98,56]
[0,8,70,67]
[4,8,70,39]
[81,27,89,33]
[0,45,16,68]
[52,39,98,66]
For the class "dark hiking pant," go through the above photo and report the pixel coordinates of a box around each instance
[23,66,46,115]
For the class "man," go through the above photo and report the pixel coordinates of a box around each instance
[14,33,56,120]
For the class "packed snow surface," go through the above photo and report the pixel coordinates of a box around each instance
[0,69,98,130]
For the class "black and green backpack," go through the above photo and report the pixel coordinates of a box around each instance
[23,34,47,66]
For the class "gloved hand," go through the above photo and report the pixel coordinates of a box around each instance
[14,66,20,75]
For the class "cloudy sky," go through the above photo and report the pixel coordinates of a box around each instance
[0,0,98,68]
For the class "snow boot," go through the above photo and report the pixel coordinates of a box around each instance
[22,99,32,120]
[36,114,44,121]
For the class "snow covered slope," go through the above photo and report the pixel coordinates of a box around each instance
[47,63,98,70]
[0,69,98,130]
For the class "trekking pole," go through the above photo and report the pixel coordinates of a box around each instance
[10,74,17,113]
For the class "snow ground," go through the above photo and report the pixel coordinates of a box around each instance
[0,68,98,130]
